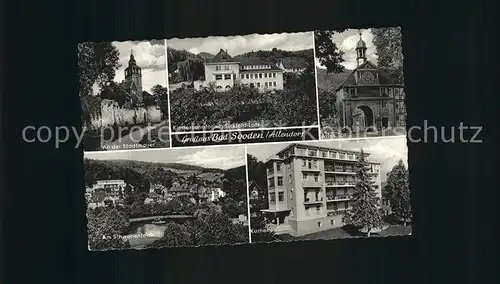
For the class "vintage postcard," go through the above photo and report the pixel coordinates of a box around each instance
[78,40,170,151]
[247,136,411,243]
[85,146,250,250]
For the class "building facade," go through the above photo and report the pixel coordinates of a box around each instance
[194,49,285,92]
[86,179,127,208]
[121,51,144,107]
[335,32,406,130]
[262,143,382,236]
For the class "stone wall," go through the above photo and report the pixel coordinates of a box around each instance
[91,99,162,128]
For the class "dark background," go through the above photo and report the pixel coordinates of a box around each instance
[1,0,493,283]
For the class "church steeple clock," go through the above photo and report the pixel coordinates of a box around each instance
[356,30,367,67]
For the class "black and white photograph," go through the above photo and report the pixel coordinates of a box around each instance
[166,32,319,146]
[78,40,170,151]
[315,27,407,139]
[247,137,411,243]
[84,147,250,250]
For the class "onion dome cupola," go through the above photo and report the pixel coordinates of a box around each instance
[356,30,368,66]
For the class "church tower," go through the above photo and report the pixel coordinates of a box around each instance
[124,50,143,98]
[356,30,367,67]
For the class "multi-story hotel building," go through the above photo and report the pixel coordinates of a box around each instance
[194,49,285,92]
[262,143,382,236]
[86,180,127,208]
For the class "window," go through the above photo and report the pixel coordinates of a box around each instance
[331,220,335,225]
[246,74,249,79]
[216,66,221,71]
[317,221,322,227]
[241,74,244,79]
[269,193,276,202]
[290,207,294,217]
[302,173,308,180]
[264,73,268,78]
[273,73,276,78]
[215,75,222,80]
[257,83,261,87]
[250,74,254,79]
[276,163,281,171]
[278,192,284,202]
[265,82,268,87]
[224,74,231,80]
[322,151,327,157]
[259,73,263,78]
[289,173,292,184]
[290,189,293,199]
[273,82,277,87]
[313,173,319,182]
[316,206,320,213]
[277,177,283,186]
[224,65,230,70]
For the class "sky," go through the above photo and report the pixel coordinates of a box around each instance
[315,29,378,71]
[84,146,246,170]
[247,136,408,182]
[167,32,314,57]
[92,40,167,95]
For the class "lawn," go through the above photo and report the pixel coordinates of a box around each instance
[287,224,412,241]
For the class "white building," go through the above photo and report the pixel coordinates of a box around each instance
[86,179,127,209]
[194,49,285,92]
[210,188,226,202]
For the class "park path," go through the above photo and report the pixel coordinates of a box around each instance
[104,121,167,150]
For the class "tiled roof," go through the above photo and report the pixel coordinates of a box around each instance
[238,57,283,71]
[278,57,309,69]
[206,49,236,63]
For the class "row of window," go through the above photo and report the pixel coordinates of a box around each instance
[241,72,277,79]
[244,82,277,88]
[215,65,232,71]
[296,148,358,160]
[243,65,271,70]
[215,74,234,80]
[269,192,284,202]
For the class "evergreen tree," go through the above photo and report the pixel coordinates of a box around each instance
[345,149,384,236]
[385,160,411,225]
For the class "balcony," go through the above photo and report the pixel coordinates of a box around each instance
[325,181,356,187]
[301,165,321,172]
[327,208,351,216]
[324,167,356,174]
[302,180,323,187]
[304,196,324,205]
[326,194,352,201]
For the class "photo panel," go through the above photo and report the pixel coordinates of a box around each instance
[247,136,411,243]
[84,146,250,250]
[314,27,407,139]
[78,40,170,151]
[166,32,321,147]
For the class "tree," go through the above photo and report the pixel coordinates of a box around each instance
[344,149,384,237]
[194,210,248,245]
[218,196,246,218]
[371,27,404,83]
[318,89,337,126]
[314,30,346,74]
[385,160,411,225]
[190,174,201,206]
[147,222,193,248]
[87,207,131,250]
[78,42,121,127]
